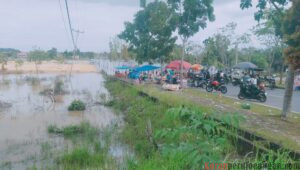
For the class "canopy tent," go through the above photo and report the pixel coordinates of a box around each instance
[165,60,192,71]
[115,65,132,70]
[135,65,160,72]
[191,64,202,71]
[233,62,258,69]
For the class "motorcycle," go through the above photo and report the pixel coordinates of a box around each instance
[190,73,207,88]
[238,82,267,102]
[264,76,276,90]
[232,78,242,86]
[206,79,227,94]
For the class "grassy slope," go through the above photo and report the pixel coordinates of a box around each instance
[105,77,298,169]
[136,83,300,152]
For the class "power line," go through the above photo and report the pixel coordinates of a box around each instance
[58,0,70,44]
[64,0,77,52]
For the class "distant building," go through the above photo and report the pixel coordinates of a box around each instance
[17,52,28,59]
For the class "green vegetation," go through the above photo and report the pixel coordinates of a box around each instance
[68,100,86,111]
[119,1,177,64]
[46,122,117,169]
[58,147,108,169]
[241,103,251,110]
[48,122,97,137]
[105,78,298,169]
[54,78,65,95]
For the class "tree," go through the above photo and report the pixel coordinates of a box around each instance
[252,11,284,76]
[47,48,58,60]
[108,36,122,61]
[0,53,8,71]
[202,37,218,66]
[28,49,48,74]
[167,0,215,84]
[220,22,251,65]
[119,1,177,64]
[281,0,300,117]
[240,0,299,118]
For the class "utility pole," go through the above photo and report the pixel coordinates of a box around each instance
[64,0,83,74]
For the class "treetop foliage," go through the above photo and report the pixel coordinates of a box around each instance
[240,0,288,21]
[282,0,300,68]
[168,0,215,39]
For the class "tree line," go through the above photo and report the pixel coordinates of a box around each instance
[116,0,299,118]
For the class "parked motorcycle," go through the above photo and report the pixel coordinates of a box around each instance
[238,82,267,102]
[232,78,242,86]
[264,76,276,90]
[190,73,207,88]
[206,80,227,94]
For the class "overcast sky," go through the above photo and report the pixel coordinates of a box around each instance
[0,0,259,52]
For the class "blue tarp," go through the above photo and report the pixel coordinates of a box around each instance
[135,65,160,72]
[115,65,131,70]
[128,71,140,79]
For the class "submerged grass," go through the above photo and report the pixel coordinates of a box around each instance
[45,121,118,169]
[105,77,298,169]
[48,121,98,138]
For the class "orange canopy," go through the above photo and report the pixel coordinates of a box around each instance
[191,64,202,71]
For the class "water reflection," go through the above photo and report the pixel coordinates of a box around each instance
[0,73,124,169]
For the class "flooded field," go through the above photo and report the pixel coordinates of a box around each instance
[0,73,129,169]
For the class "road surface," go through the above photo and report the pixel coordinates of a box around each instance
[224,85,300,113]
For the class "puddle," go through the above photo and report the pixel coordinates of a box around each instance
[0,73,130,169]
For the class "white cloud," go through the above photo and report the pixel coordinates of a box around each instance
[0,0,260,52]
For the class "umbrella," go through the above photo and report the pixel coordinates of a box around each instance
[191,64,202,71]
[135,65,160,72]
[233,62,258,69]
[115,65,131,70]
[165,60,192,70]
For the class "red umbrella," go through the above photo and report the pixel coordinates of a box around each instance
[165,60,192,71]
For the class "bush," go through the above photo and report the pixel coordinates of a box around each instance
[241,103,251,110]
[68,100,86,111]
[54,79,64,95]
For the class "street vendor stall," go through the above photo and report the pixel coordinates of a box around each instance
[165,60,192,71]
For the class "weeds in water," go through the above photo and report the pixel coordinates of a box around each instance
[48,121,98,139]
[68,100,86,111]
[58,147,105,168]
[46,121,118,169]
[54,79,65,95]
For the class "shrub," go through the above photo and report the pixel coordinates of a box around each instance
[54,79,64,95]
[241,103,251,110]
[68,100,86,111]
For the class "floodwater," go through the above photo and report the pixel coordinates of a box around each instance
[0,73,128,169]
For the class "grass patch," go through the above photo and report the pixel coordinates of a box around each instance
[48,121,98,138]
[58,147,107,169]
[68,100,86,111]
[46,121,118,169]
[241,103,251,110]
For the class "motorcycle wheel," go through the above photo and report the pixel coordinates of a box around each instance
[200,82,207,89]
[194,81,198,87]
[206,86,213,92]
[220,86,227,94]
[270,84,275,90]
[258,93,267,102]
[238,93,245,100]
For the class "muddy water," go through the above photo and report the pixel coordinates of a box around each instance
[0,73,126,169]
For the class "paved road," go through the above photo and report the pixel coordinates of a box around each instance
[224,85,300,113]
